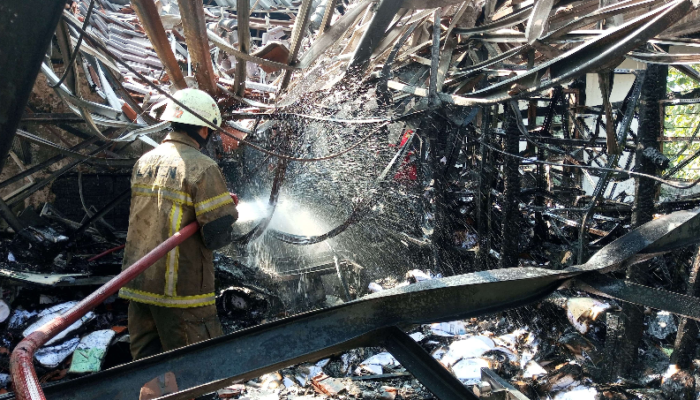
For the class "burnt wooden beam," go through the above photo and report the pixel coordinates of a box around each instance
[499,103,522,269]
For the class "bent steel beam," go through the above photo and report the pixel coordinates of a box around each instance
[0,0,66,176]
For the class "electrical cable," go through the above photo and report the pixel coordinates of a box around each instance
[51,0,97,89]
[480,141,700,190]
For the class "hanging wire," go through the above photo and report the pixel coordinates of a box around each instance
[50,0,97,89]
[480,140,700,190]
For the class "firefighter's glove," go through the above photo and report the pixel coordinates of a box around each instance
[201,215,235,250]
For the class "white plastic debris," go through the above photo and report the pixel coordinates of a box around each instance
[0,300,10,323]
[550,374,580,391]
[430,321,467,337]
[648,311,678,340]
[23,301,96,346]
[7,252,15,262]
[451,358,490,385]
[406,269,432,282]
[409,332,425,342]
[69,329,117,374]
[0,373,11,389]
[553,385,597,399]
[35,337,80,368]
[316,358,330,368]
[283,377,296,389]
[358,352,400,375]
[442,336,495,366]
[523,361,548,378]
[489,347,518,362]
[566,298,611,334]
[8,309,38,330]
[296,364,323,386]
[368,282,384,293]
[496,333,517,349]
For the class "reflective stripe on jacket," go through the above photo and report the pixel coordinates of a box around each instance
[119,131,238,308]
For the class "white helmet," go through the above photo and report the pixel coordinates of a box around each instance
[161,88,222,128]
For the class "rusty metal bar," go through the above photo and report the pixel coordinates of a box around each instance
[318,0,337,35]
[131,0,187,91]
[280,0,314,90]
[177,0,218,95]
[234,0,250,97]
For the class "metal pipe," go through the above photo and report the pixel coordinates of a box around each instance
[177,0,218,95]
[10,220,201,400]
[131,0,187,91]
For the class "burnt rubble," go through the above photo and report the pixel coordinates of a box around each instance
[1,0,700,399]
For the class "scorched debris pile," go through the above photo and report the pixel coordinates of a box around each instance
[0,0,700,399]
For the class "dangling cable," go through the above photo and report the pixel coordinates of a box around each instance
[50,0,97,89]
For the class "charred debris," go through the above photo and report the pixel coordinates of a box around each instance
[1,0,700,398]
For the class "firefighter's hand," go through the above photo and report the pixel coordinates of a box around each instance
[230,193,239,206]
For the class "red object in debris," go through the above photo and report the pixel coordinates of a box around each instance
[87,244,126,262]
[399,130,413,147]
[220,126,247,152]
[394,151,417,182]
[122,103,139,122]
[391,130,417,182]
[111,326,128,334]
[311,373,345,395]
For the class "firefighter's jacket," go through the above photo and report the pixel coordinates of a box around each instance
[119,131,238,308]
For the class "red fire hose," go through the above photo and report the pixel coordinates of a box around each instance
[10,194,238,400]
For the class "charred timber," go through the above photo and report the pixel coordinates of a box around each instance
[615,61,668,380]
[499,104,522,269]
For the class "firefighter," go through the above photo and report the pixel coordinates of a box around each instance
[119,88,238,367]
